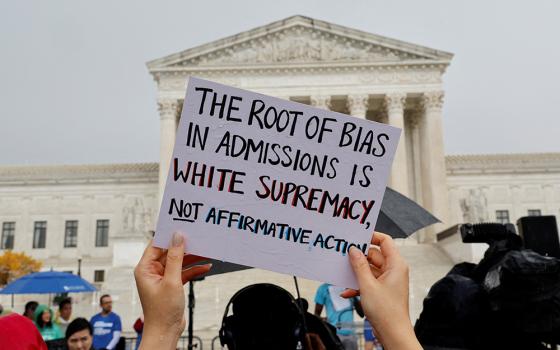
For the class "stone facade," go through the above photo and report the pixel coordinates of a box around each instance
[2,155,559,336]
[1,15,559,342]
[447,153,560,224]
[441,153,560,264]
[0,164,158,325]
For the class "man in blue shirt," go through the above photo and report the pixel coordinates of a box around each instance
[314,283,362,350]
[90,294,122,350]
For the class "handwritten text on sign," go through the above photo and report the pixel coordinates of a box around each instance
[155,77,401,288]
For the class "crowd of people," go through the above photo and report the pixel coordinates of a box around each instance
[0,231,422,349]
[0,294,143,350]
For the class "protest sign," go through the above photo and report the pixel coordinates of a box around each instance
[154,77,401,288]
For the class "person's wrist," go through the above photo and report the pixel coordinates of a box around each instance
[144,323,182,338]
[141,322,182,349]
[378,320,422,350]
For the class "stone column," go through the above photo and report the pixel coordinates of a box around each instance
[409,112,426,243]
[346,94,369,118]
[310,95,332,110]
[158,99,179,206]
[409,112,423,205]
[384,93,409,196]
[419,91,450,242]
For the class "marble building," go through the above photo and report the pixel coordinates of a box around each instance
[1,16,559,340]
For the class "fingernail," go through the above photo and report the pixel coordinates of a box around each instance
[172,232,184,247]
[349,246,361,261]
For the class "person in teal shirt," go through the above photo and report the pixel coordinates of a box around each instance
[34,304,63,341]
[314,283,362,350]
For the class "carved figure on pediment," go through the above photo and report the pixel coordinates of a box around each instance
[235,47,257,63]
[309,39,321,59]
[184,27,418,66]
[256,42,272,62]
[460,189,489,223]
[339,43,368,61]
[275,36,292,62]
[320,37,332,61]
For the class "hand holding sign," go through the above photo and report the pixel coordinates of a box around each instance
[343,233,422,349]
[134,234,211,349]
[155,77,400,288]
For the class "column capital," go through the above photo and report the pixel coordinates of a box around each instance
[408,109,423,129]
[421,91,445,111]
[310,95,332,110]
[346,94,369,117]
[157,99,179,120]
[383,92,407,113]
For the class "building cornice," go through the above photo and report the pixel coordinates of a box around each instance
[149,60,451,75]
[2,153,557,185]
[0,163,159,186]
[446,153,560,175]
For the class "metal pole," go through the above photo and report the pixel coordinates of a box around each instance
[77,258,82,277]
[188,281,195,349]
[293,276,302,300]
[293,276,308,344]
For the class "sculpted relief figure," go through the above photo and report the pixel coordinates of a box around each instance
[232,46,258,64]
[256,41,272,62]
[460,188,489,223]
[133,198,145,231]
[121,198,141,232]
[122,206,132,232]
[122,197,154,234]
[189,27,411,67]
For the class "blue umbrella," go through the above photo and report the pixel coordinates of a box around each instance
[0,270,96,294]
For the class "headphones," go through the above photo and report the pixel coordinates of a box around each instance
[219,283,307,350]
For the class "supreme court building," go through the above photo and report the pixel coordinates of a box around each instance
[1,16,559,337]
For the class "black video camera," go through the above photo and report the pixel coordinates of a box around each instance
[416,218,560,349]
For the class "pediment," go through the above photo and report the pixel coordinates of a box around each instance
[148,16,452,70]
[170,26,427,67]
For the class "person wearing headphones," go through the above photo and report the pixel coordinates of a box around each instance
[133,231,422,350]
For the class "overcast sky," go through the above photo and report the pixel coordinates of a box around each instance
[1,1,558,165]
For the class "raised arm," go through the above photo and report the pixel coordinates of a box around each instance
[342,232,422,350]
[134,233,212,350]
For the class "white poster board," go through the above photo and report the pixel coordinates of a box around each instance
[155,77,401,288]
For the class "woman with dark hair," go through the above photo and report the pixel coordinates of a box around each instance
[33,304,63,341]
[66,318,94,350]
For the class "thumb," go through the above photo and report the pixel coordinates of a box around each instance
[164,232,185,283]
[349,246,377,290]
